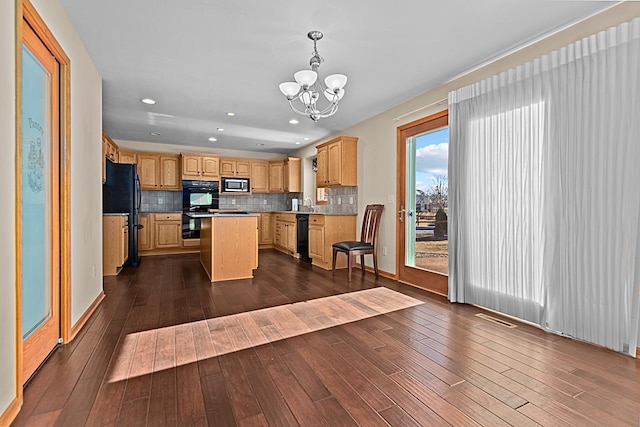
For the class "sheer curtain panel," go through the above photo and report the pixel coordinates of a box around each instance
[448,18,640,356]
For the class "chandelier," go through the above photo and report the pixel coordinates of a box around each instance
[279,31,347,122]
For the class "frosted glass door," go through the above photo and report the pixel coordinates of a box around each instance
[21,45,52,339]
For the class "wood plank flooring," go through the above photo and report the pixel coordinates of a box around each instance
[12,250,640,426]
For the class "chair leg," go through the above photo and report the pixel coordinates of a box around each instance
[348,254,353,282]
[360,255,365,276]
[373,252,379,278]
[332,248,338,276]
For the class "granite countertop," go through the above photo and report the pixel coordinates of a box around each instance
[103,212,128,216]
[185,212,259,218]
[140,210,183,214]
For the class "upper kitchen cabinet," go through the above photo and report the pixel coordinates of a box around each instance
[269,157,301,193]
[251,160,269,193]
[182,153,219,181]
[220,158,251,178]
[138,153,181,190]
[102,131,119,183]
[316,136,358,187]
[118,149,136,164]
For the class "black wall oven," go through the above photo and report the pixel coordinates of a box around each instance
[182,180,219,239]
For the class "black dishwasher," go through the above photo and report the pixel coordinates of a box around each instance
[296,214,312,263]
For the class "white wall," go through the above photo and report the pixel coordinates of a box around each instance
[292,2,640,276]
[0,0,17,414]
[31,0,103,325]
[0,0,103,417]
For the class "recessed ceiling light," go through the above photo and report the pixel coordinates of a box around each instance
[289,119,299,124]
[150,132,161,136]
[217,128,225,132]
[208,137,217,142]
[141,98,156,105]
[295,142,301,145]
[226,112,235,117]
[303,137,309,141]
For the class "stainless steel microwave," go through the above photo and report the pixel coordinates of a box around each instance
[222,177,250,192]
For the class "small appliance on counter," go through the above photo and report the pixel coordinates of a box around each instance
[291,199,299,211]
[103,160,142,266]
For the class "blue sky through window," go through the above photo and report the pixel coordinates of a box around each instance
[415,127,448,192]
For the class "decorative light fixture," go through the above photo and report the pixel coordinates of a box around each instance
[279,31,347,122]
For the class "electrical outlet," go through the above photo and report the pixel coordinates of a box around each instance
[337,197,342,204]
[383,247,388,256]
[263,199,267,205]
[232,199,236,205]
[349,196,354,204]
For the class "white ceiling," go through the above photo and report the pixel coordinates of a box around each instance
[60,0,611,154]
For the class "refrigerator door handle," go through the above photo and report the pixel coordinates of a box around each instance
[135,175,141,212]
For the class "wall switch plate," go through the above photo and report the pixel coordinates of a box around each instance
[388,195,395,204]
[92,264,96,277]
[383,247,388,256]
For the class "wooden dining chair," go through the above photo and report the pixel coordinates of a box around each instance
[332,204,384,281]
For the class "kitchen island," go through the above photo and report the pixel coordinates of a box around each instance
[191,213,259,282]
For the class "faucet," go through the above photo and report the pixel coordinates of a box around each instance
[304,197,315,212]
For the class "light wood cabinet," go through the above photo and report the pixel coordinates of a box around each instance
[138,153,181,190]
[269,157,301,193]
[308,214,357,270]
[118,149,136,164]
[258,212,274,246]
[153,213,181,248]
[221,158,251,178]
[269,161,284,192]
[103,214,128,276]
[138,214,152,251]
[102,131,119,183]
[315,136,358,187]
[182,153,220,180]
[274,213,296,254]
[251,161,269,193]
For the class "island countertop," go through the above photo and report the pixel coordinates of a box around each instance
[186,212,259,218]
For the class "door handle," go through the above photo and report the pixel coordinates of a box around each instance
[398,205,405,223]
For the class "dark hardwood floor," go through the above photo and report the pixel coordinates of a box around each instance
[12,250,640,426]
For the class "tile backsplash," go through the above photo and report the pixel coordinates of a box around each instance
[141,190,182,212]
[219,192,302,212]
[313,186,358,215]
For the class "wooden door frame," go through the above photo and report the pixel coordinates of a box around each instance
[15,0,71,401]
[396,110,449,296]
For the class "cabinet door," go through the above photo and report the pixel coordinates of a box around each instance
[274,220,283,247]
[235,160,251,178]
[316,146,328,187]
[118,149,136,164]
[308,224,325,261]
[138,154,159,189]
[284,158,301,193]
[285,222,297,253]
[155,221,181,248]
[182,155,202,179]
[220,159,236,176]
[159,155,181,189]
[121,224,129,265]
[139,214,152,250]
[269,161,284,192]
[259,213,273,244]
[327,141,342,185]
[202,156,220,179]
[251,161,269,193]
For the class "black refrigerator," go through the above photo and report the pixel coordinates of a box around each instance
[103,160,142,266]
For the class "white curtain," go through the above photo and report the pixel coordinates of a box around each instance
[448,18,640,356]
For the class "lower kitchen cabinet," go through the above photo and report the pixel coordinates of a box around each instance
[274,213,296,254]
[138,214,152,250]
[308,214,357,270]
[103,214,128,276]
[258,212,273,247]
[153,213,181,248]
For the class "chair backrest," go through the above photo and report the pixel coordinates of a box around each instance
[360,204,384,248]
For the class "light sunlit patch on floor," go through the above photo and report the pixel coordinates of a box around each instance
[108,287,423,383]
